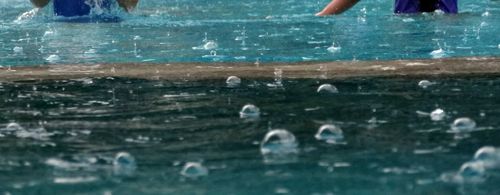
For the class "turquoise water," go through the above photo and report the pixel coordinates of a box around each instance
[1,77,500,194]
[2,1,500,194]
[0,0,499,65]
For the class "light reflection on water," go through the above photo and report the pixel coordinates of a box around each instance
[0,0,499,65]
[0,77,500,194]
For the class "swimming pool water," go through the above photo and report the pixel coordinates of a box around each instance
[1,77,500,194]
[0,0,499,66]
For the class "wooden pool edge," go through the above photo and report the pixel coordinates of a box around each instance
[1,57,499,82]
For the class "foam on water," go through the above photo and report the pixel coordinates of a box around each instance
[46,54,61,63]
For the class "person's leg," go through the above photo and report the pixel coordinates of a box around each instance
[419,0,439,12]
[394,0,420,14]
[438,0,458,14]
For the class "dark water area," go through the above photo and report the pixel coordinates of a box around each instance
[1,76,500,194]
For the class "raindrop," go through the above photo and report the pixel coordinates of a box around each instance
[13,46,23,53]
[46,54,60,63]
[113,152,137,176]
[430,108,446,121]
[226,76,241,87]
[317,84,338,94]
[239,104,260,118]
[260,129,298,155]
[450,117,476,133]
[315,124,345,144]
[203,41,218,50]
[418,80,435,89]
[180,162,208,178]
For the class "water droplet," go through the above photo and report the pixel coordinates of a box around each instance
[317,84,338,94]
[226,76,241,87]
[430,109,446,121]
[474,146,500,168]
[46,54,60,63]
[133,36,142,41]
[327,43,341,53]
[180,162,208,178]
[260,129,298,155]
[239,104,260,118]
[418,80,435,89]
[430,48,446,59]
[203,41,218,50]
[13,46,23,53]
[457,161,486,183]
[451,117,476,132]
[113,152,137,176]
[315,124,345,144]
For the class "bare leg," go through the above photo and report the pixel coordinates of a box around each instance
[30,0,50,8]
[116,0,139,12]
[316,0,360,16]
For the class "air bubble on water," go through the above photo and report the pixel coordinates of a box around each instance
[133,36,142,41]
[13,46,23,54]
[239,104,260,118]
[226,76,241,87]
[327,42,341,53]
[317,84,338,94]
[456,161,486,183]
[46,54,60,63]
[113,152,137,176]
[5,122,25,132]
[260,129,298,155]
[450,117,476,133]
[430,108,446,121]
[430,48,446,59]
[402,18,415,23]
[203,41,218,50]
[473,146,500,168]
[180,162,208,178]
[315,124,345,144]
[481,11,490,17]
[418,80,435,89]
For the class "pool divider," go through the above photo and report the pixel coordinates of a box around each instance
[0,57,498,82]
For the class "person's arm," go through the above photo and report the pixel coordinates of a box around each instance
[117,0,139,12]
[316,0,360,16]
[30,0,50,8]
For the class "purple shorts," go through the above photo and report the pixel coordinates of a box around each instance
[394,0,458,14]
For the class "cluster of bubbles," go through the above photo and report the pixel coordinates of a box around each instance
[446,146,500,183]
[1,122,53,140]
